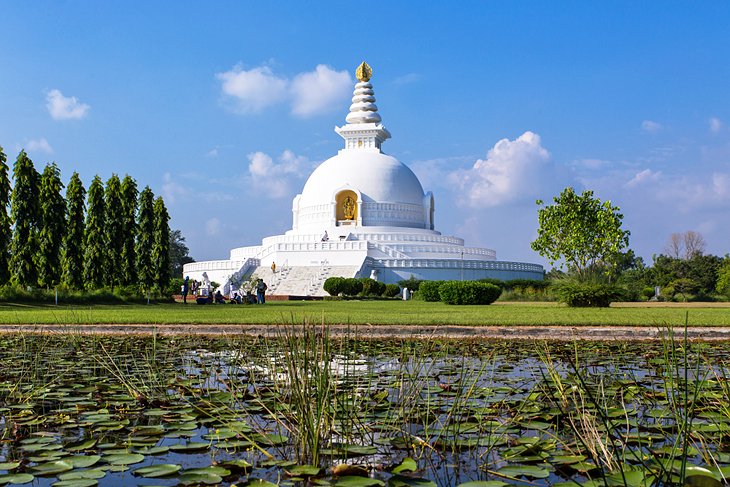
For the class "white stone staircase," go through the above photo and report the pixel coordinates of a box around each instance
[249,265,360,296]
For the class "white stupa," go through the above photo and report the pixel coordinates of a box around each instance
[185,62,543,295]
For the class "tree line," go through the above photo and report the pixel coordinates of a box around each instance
[0,146,172,294]
[531,187,730,304]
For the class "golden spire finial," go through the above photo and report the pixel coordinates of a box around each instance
[355,61,372,82]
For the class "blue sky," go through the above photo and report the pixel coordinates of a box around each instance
[2,2,729,268]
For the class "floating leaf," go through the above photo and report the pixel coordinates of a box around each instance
[58,469,107,480]
[133,464,182,478]
[102,453,145,465]
[335,477,385,487]
[286,465,323,477]
[67,456,101,469]
[0,473,35,485]
[391,458,417,474]
[0,463,21,472]
[219,459,252,472]
[65,439,98,452]
[496,465,550,479]
[178,473,223,485]
[132,446,169,455]
[388,475,436,487]
[31,460,74,476]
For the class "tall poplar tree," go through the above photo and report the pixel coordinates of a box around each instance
[37,162,66,288]
[136,186,155,292]
[62,172,86,289]
[103,174,123,289]
[10,150,40,286]
[120,175,138,286]
[152,196,171,291]
[83,176,106,289]
[0,147,11,285]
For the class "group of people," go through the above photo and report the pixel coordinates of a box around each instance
[181,276,269,305]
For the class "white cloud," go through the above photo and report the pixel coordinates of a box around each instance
[26,138,54,154]
[625,168,661,188]
[217,63,352,118]
[161,172,187,204]
[290,65,351,117]
[46,89,90,120]
[216,65,288,113]
[709,117,724,134]
[449,131,550,207]
[247,150,310,198]
[206,148,219,158]
[641,120,662,133]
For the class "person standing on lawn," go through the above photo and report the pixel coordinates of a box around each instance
[256,278,268,304]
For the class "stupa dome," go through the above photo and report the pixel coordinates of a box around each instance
[299,150,426,207]
[292,62,430,231]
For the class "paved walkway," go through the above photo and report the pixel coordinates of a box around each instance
[1,324,730,341]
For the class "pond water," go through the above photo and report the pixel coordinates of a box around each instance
[1,330,730,487]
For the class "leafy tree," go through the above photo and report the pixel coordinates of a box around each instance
[62,172,86,289]
[531,187,630,279]
[169,229,194,278]
[717,258,730,298]
[0,146,11,284]
[83,176,106,289]
[103,174,124,289]
[152,196,171,291]
[37,163,66,288]
[10,150,40,286]
[120,175,138,286]
[136,186,155,291]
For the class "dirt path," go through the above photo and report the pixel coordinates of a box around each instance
[2,323,730,341]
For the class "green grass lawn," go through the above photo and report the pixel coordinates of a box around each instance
[0,300,728,326]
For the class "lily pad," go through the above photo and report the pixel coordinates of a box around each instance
[133,464,182,478]
[0,463,21,471]
[178,473,223,485]
[102,453,145,465]
[58,469,107,480]
[286,465,323,477]
[0,473,35,485]
[31,460,74,476]
[336,477,385,487]
[496,465,551,479]
[67,456,101,469]
[391,458,417,474]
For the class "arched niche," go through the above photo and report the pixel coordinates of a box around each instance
[335,189,359,225]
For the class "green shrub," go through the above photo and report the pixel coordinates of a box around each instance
[554,281,625,307]
[397,276,423,292]
[169,277,185,296]
[323,277,346,296]
[477,278,505,289]
[341,278,364,296]
[438,281,502,305]
[419,281,444,302]
[359,278,386,296]
[641,286,656,301]
[383,283,401,297]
